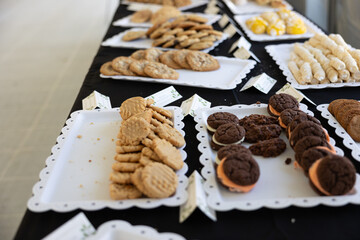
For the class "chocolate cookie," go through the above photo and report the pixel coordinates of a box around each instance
[278,109,307,128]
[216,144,251,164]
[206,112,238,134]
[239,114,278,130]
[289,121,328,148]
[300,147,334,174]
[249,138,287,157]
[222,152,260,186]
[245,124,282,143]
[309,155,356,196]
[268,93,299,116]
[286,114,321,138]
[211,123,245,151]
[293,136,334,164]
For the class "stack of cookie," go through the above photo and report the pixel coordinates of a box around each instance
[109,97,186,200]
[146,15,223,50]
[268,93,356,196]
[128,0,191,8]
[100,48,220,79]
[328,99,360,142]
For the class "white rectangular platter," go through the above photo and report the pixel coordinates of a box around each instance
[113,12,221,28]
[27,107,188,212]
[266,43,360,89]
[101,57,256,90]
[88,220,185,240]
[194,103,360,211]
[317,103,360,162]
[223,0,292,15]
[234,12,322,42]
[123,0,208,12]
[102,28,228,54]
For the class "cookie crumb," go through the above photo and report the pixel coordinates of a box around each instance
[97,138,100,141]
[285,158,292,165]
[90,122,94,125]
[256,101,261,104]
[89,160,92,163]
[111,138,114,142]
[77,135,82,139]
[79,184,83,188]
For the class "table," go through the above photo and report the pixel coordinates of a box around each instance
[14,2,360,239]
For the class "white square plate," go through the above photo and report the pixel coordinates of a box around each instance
[100,56,256,90]
[266,43,360,89]
[113,12,221,28]
[102,28,228,54]
[27,107,188,212]
[194,103,360,211]
[234,12,322,42]
[317,103,360,162]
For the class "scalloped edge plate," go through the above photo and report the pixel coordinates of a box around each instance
[101,28,228,54]
[101,56,256,90]
[113,12,221,28]
[193,103,360,211]
[27,107,188,212]
[88,220,186,240]
[123,0,208,12]
[223,0,292,15]
[234,12,323,42]
[265,43,360,89]
[317,103,360,162]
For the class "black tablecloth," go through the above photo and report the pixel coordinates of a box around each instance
[14,2,360,240]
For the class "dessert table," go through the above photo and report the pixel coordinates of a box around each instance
[14,1,360,239]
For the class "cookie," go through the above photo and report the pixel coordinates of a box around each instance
[146,22,164,37]
[122,30,146,41]
[131,9,152,23]
[130,168,148,194]
[207,112,239,134]
[109,171,132,184]
[131,49,146,60]
[109,183,142,200]
[170,15,188,28]
[162,35,188,48]
[211,123,245,151]
[188,32,209,39]
[293,136,335,165]
[174,0,191,7]
[150,6,181,25]
[217,152,260,192]
[268,93,300,116]
[163,28,184,37]
[130,109,153,123]
[347,115,360,141]
[185,14,208,23]
[173,49,192,69]
[188,41,214,50]
[216,144,251,164]
[114,153,141,162]
[177,30,197,37]
[139,155,158,166]
[245,124,282,143]
[186,51,220,71]
[309,155,356,196]
[100,62,121,76]
[143,62,179,80]
[179,38,200,48]
[190,24,213,31]
[239,114,279,130]
[120,96,147,120]
[159,51,182,69]
[116,145,144,154]
[176,21,198,29]
[153,138,183,170]
[118,117,151,145]
[337,105,360,129]
[200,35,217,42]
[201,29,223,37]
[289,121,329,148]
[328,99,359,115]
[141,147,161,161]
[141,162,178,198]
[112,162,141,172]
[112,57,137,76]
[150,27,169,39]
[300,147,334,174]
[249,138,287,157]
[155,123,185,147]
[278,109,307,128]
[152,34,175,47]
[144,48,164,62]
[129,60,150,77]
[286,114,321,138]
